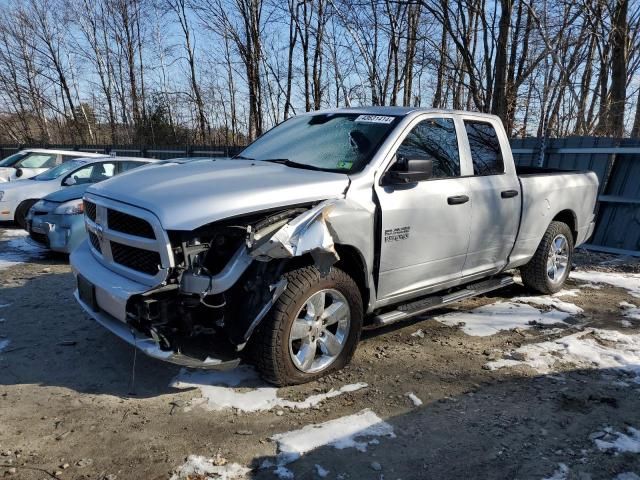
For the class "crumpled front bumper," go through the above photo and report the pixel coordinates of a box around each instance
[70,241,240,370]
[28,212,86,253]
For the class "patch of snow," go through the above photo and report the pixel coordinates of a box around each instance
[434,302,572,337]
[614,473,640,480]
[273,466,294,479]
[486,328,640,383]
[553,289,580,297]
[571,270,640,298]
[512,295,583,314]
[594,427,640,453]
[171,366,367,413]
[1,229,30,238]
[0,339,9,352]
[315,464,329,478]
[0,303,10,308]
[170,455,250,480]
[405,392,423,407]
[410,329,425,338]
[620,301,640,321]
[543,463,569,480]
[0,228,46,270]
[271,409,395,467]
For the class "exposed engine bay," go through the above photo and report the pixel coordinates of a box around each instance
[124,201,340,363]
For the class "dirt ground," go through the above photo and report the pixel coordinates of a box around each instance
[0,226,639,480]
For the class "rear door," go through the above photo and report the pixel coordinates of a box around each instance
[375,115,472,301]
[461,118,521,277]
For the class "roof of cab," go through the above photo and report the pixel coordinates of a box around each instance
[306,106,501,121]
[20,148,105,157]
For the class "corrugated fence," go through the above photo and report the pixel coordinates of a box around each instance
[2,138,639,256]
[511,137,640,256]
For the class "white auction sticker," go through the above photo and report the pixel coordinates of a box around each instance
[354,115,396,124]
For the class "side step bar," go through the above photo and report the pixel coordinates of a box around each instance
[372,275,514,327]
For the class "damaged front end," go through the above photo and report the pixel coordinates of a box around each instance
[124,200,340,368]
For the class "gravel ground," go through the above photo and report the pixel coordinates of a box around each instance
[0,226,639,480]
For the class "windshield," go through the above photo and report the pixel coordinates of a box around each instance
[0,152,27,167]
[33,160,86,181]
[237,113,401,173]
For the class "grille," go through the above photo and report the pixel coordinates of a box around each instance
[88,232,102,253]
[111,241,161,275]
[85,201,97,221]
[107,209,155,239]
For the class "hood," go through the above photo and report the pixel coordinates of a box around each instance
[87,159,350,230]
[44,184,90,203]
[0,178,59,199]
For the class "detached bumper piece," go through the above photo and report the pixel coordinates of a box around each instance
[75,291,241,370]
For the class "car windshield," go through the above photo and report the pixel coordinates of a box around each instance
[0,152,27,167]
[237,113,401,173]
[33,160,87,181]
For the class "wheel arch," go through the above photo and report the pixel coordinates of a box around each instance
[15,198,40,223]
[333,243,370,311]
[552,209,578,243]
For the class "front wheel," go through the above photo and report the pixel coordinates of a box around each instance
[251,266,363,386]
[15,199,38,230]
[520,221,574,294]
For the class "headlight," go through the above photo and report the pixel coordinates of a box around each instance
[0,191,4,201]
[54,199,84,215]
[32,199,46,210]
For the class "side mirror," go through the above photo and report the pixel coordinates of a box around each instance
[15,168,23,178]
[63,176,76,186]
[384,157,433,184]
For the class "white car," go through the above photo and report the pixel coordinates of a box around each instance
[0,149,105,182]
[0,157,149,227]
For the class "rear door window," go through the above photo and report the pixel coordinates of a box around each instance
[464,121,504,176]
[119,161,146,172]
[16,153,57,169]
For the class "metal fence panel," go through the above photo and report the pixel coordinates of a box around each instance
[2,139,639,255]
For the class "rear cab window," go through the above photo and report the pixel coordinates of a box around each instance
[464,120,504,176]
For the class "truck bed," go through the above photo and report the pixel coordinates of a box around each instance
[506,167,599,269]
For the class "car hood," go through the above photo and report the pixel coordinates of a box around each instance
[87,159,350,230]
[0,178,59,199]
[44,184,90,203]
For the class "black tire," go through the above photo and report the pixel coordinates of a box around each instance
[520,221,574,294]
[250,266,363,386]
[15,199,38,230]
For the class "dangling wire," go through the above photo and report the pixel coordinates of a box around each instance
[128,330,138,396]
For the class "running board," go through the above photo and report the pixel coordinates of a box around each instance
[372,275,515,327]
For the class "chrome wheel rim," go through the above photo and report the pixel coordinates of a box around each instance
[288,289,351,374]
[547,234,569,283]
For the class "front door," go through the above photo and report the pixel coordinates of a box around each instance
[375,116,472,301]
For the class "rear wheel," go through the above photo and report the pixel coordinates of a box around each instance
[251,266,363,386]
[15,199,38,230]
[520,221,573,294]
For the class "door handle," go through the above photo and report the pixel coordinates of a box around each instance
[501,190,519,198]
[447,195,469,205]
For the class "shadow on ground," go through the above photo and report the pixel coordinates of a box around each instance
[247,365,640,480]
[0,271,181,398]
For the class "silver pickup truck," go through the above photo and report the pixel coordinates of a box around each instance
[70,108,598,385]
